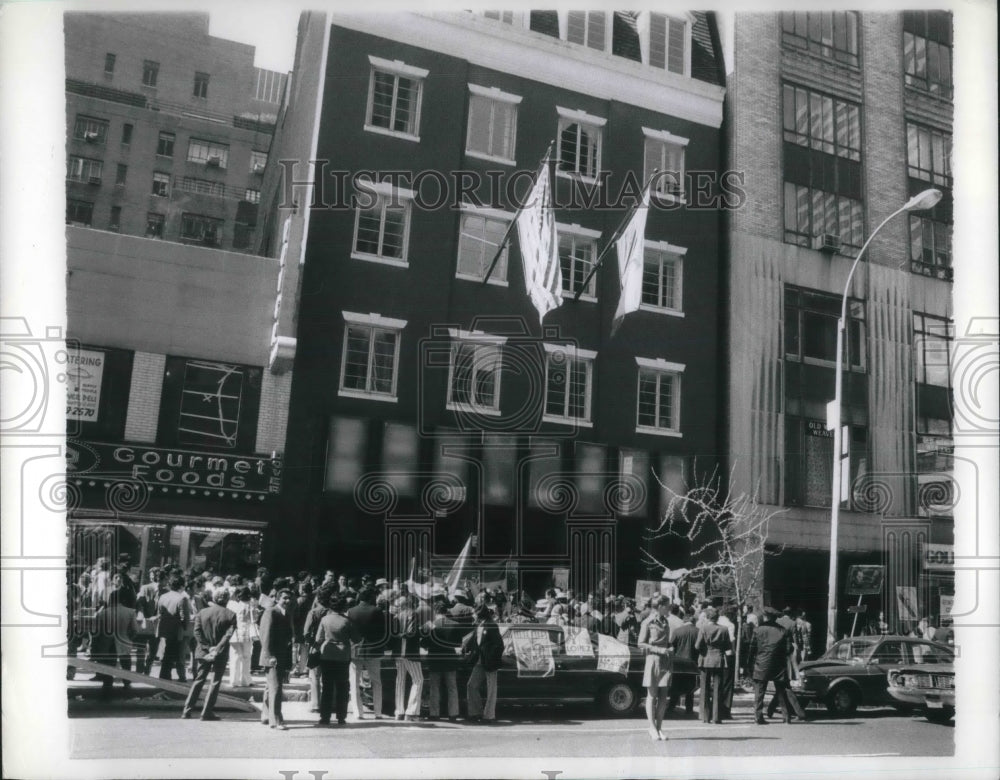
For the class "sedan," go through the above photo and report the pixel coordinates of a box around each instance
[792,635,954,716]
[887,662,955,723]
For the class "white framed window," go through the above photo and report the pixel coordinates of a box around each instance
[566,11,611,52]
[151,172,170,197]
[365,56,427,142]
[542,343,596,426]
[73,115,108,145]
[338,311,407,402]
[466,84,520,164]
[642,127,688,202]
[640,241,685,315]
[187,138,230,169]
[446,329,506,416]
[557,223,600,301]
[635,357,684,437]
[556,107,605,182]
[67,156,103,183]
[641,12,691,76]
[456,205,511,284]
[352,180,414,266]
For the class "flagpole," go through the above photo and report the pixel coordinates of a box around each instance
[482,140,555,285]
[573,170,658,302]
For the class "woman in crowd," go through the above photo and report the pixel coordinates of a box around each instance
[227,586,257,687]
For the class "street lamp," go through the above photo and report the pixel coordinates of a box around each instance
[825,187,943,649]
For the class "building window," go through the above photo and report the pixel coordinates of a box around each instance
[785,286,866,371]
[903,12,952,98]
[482,10,517,25]
[913,313,953,388]
[142,60,159,87]
[157,132,175,157]
[73,115,108,145]
[151,172,170,197]
[785,417,867,507]
[466,84,520,164]
[244,188,261,204]
[352,181,413,265]
[365,55,427,140]
[180,213,223,246]
[782,84,861,162]
[907,124,952,186]
[643,127,687,200]
[456,207,511,283]
[193,71,210,99]
[446,331,505,415]
[176,360,252,448]
[780,11,859,67]
[556,107,605,181]
[909,215,952,270]
[66,156,103,183]
[323,417,368,493]
[635,358,683,436]
[108,206,122,232]
[543,344,595,425]
[915,416,953,519]
[104,53,116,74]
[567,11,609,52]
[187,139,230,169]
[66,199,93,226]
[647,12,689,74]
[233,223,253,250]
[145,213,165,238]
[250,150,268,175]
[178,177,225,196]
[640,243,685,313]
[121,123,133,145]
[115,163,127,186]
[558,225,599,300]
[783,184,864,252]
[338,312,406,401]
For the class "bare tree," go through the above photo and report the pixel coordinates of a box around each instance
[644,465,785,684]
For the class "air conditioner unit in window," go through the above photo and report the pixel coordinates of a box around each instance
[83,131,100,142]
[206,156,221,167]
[812,232,841,253]
[88,176,102,185]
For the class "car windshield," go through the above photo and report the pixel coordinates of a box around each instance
[821,638,878,662]
[911,642,955,665]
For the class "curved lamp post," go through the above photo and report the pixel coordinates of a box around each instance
[825,187,943,649]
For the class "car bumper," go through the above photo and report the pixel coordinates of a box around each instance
[887,686,955,709]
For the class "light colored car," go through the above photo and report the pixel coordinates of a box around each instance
[887,662,955,723]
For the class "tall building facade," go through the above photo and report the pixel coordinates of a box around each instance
[64,14,295,575]
[64,13,286,251]
[260,11,727,594]
[724,11,955,644]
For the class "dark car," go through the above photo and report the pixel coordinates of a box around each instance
[792,635,954,715]
[887,662,955,723]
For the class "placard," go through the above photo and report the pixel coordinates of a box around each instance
[939,594,954,625]
[596,632,630,676]
[552,567,569,591]
[635,580,659,603]
[66,348,106,420]
[511,629,555,678]
[896,585,919,621]
[846,564,885,595]
[564,625,595,657]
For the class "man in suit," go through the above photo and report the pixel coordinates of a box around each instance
[314,592,361,726]
[667,611,699,715]
[260,588,295,730]
[135,567,166,675]
[156,573,191,682]
[767,607,807,720]
[346,587,388,720]
[749,607,805,724]
[694,606,732,724]
[182,587,237,720]
[423,599,464,721]
[392,594,425,721]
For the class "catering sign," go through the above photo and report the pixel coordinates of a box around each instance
[65,349,106,420]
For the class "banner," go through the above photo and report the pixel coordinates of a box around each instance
[596,633,630,676]
[511,629,555,678]
[896,585,919,621]
[612,186,651,331]
[564,625,595,657]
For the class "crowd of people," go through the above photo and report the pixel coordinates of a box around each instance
[67,558,950,729]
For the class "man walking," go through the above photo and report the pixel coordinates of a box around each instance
[749,607,799,724]
[182,587,236,721]
[135,567,166,675]
[260,588,294,730]
[156,573,190,682]
[767,607,807,720]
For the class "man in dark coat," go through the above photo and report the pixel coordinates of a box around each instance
[347,587,388,719]
[749,607,805,724]
[694,606,731,724]
[667,612,699,715]
[765,607,807,720]
[156,573,191,682]
[314,592,361,726]
[260,588,295,729]
[182,588,237,720]
[422,600,464,720]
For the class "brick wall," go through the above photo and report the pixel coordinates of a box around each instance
[254,369,292,455]
[123,351,165,442]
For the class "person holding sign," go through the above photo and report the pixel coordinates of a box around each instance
[637,595,673,741]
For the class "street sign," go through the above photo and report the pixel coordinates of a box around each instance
[847,605,868,613]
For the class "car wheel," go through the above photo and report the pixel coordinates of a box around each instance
[925,707,954,724]
[824,685,859,716]
[599,682,639,717]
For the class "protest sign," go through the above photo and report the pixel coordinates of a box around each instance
[511,629,555,678]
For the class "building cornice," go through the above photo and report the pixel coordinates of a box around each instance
[328,12,725,129]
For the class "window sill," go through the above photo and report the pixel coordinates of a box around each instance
[338,388,399,403]
[635,425,682,438]
[456,272,509,287]
[446,402,501,417]
[363,123,420,143]
[542,414,593,428]
[638,304,684,318]
[465,149,516,166]
[556,170,602,186]
[351,251,409,268]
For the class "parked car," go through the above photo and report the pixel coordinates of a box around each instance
[792,635,954,715]
[887,662,955,723]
